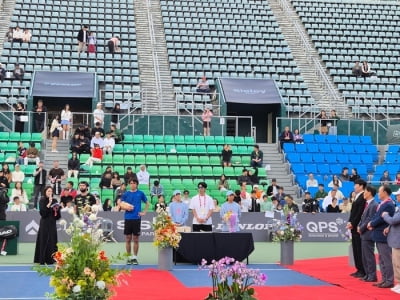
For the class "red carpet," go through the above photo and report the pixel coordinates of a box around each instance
[111,257,399,300]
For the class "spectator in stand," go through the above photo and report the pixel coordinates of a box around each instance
[22,29,31,43]
[11,182,28,205]
[0,170,9,189]
[93,103,104,126]
[12,26,23,43]
[74,181,96,216]
[77,25,89,54]
[5,27,13,42]
[249,190,261,212]
[67,152,80,178]
[380,170,392,185]
[103,132,115,154]
[248,168,259,185]
[306,173,319,188]
[253,185,263,200]
[317,110,328,135]
[328,109,340,135]
[302,192,318,213]
[111,103,121,126]
[114,183,127,206]
[77,134,91,154]
[218,174,229,191]
[361,61,373,77]
[70,133,80,153]
[90,131,105,149]
[137,165,150,186]
[84,143,103,167]
[24,142,40,166]
[60,104,72,140]
[16,141,27,165]
[32,161,46,210]
[9,196,27,211]
[368,185,395,289]
[14,102,26,133]
[285,195,299,213]
[150,180,164,200]
[328,184,344,200]
[33,99,47,133]
[267,178,280,197]
[0,64,6,83]
[221,144,232,167]
[107,36,121,53]
[350,168,361,182]
[352,61,362,77]
[293,129,303,144]
[275,186,287,207]
[99,172,112,189]
[102,198,112,211]
[60,181,77,200]
[169,190,189,226]
[196,76,211,93]
[182,190,190,206]
[49,115,61,152]
[201,107,213,136]
[327,198,341,213]
[260,194,273,212]
[110,124,123,143]
[279,126,294,150]
[1,164,12,184]
[339,197,352,214]
[87,31,96,53]
[91,122,105,137]
[328,175,343,188]
[11,164,25,183]
[237,168,251,186]
[48,160,65,195]
[154,195,166,212]
[124,167,138,184]
[111,172,122,190]
[322,189,337,212]
[74,124,91,139]
[239,182,251,212]
[250,145,263,168]
[13,64,24,82]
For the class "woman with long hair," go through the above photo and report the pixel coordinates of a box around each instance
[11,181,28,205]
[60,104,72,140]
[49,115,61,152]
[1,163,12,183]
[14,102,26,133]
[34,186,61,265]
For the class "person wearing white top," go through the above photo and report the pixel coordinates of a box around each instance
[11,182,28,204]
[60,104,72,140]
[9,196,27,211]
[306,173,319,188]
[103,133,115,154]
[137,165,150,186]
[93,103,104,126]
[11,164,25,183]
[189,182,214,232]
[239,182,251,212]
[12,26,23,43]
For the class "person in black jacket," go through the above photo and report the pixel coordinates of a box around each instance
[237,169,251,185]
[67,152,80,178]
[111,103,121,126]
[33,99,47,133]
[77,25,89,54]
[346,179,367,278]
[32,161,47,210]
[248,168,259,185]
[266,178,280,197]
[0,187,9,220]
[302,192,319,213]
[0,170,9,189]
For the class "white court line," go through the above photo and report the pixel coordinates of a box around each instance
[0,298,46,300]
[0,270,37,273]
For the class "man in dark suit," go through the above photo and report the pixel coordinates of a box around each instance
[77,25,89,53]
[358,185,378,282]
[267,178,280,197]
[368,185,395,288]
[346,179,367,278]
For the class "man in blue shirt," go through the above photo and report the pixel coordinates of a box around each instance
[120,179,149,265]
[220,191,241,232]
[169,190,189,226]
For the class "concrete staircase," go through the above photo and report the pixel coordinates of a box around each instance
[258,143,301,204]
[43,139,69,180]
[0,0,17,54]
[268,0,351,119]
[133,0,176,115]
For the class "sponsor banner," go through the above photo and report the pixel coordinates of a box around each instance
[6,212,349,243]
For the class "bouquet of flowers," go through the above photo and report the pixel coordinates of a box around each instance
[271,212,303,242]
[153,209,181,249]
[223,211,238,233]
[200,257,267,300]
[34,205,125,300]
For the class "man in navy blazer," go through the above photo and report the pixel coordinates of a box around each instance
[358,185,378,282]
[368,185,395,288]
[382,191,400,294]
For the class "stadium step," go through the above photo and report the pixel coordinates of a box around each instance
[268,0,351,118]
[43,139,69,175]
[133,0,176,114]
[0,0,17,56]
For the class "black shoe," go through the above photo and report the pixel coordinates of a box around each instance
[378,282,394,288]
[132,258,138,265]
[360,275,368,281]
[362,278,378,282]
[350,271,360,277]
[126,259,133,265]
[354,272,366,278]
[373,281,385,287]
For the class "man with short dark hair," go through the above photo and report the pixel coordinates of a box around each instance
[347,179,367,278]
[24,142,40,166]
[120,179,148,265]
[189,182,214,232]
[302,192,318,213]
[267,179,279,197]
[339,167,350,182]
[250,145,263,168]
[74,181,96,215]
[33,99,47,133]
[48,160,65,195]
[77,25,89,53]
[314,184,328,202]
[90,122,105,137]
[284,195,299,213]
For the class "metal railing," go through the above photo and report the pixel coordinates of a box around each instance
[175,91,221,116]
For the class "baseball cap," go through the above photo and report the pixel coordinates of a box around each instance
[253,184,259,189]
[173,190,181,196]
[226,190,235,197]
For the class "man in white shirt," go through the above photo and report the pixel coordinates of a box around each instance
[93,103,104,126]
[90,131,105,149]
[306,173,319,188]
[189,182,214,232]
[328,184,344,200]
[9,196,27,212]
[322,189,338,212]
[137,165,150,186]
[11,164,25,183]
[103,132,115,154]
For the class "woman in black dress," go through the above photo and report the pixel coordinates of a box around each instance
[14,102,26,133]
[111,103,121,126]
[221,144,232,167]
[34,186,61,265]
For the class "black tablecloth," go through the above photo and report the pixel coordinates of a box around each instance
[174,232,254,264]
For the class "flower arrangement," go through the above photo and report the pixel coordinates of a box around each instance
[223,211,238,233]
[271,212,303,242]
[34,205,125,300]
[200,257,267,300]
[153,209,181,249]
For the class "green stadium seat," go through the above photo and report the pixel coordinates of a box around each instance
[123,134,134,143]
[158,166,170,177]
[153,135,164,143]
[202,166,213,177]
[9,132,21,142]
[20,133,31,142]
[214,136,225,144]
[167,155,178,165]
[180,166,191,177]
[113,155,124,165]
[101,189,114,201]
[164,135,174,144]
[0,132,9,141]
[143,135,154,143]
[174,136,185,144]
[199,156,210,165]
[90,166,102,176]
[155,145,165,153]
[191,166,202,177]
[184,135,195,144]
[113,144,124,153]
[146,155,157,165]
[102,155,113,165]
[144,144,155,153]
[156,155,167,165]
[31,133,42,142]
[133,154,144,165]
